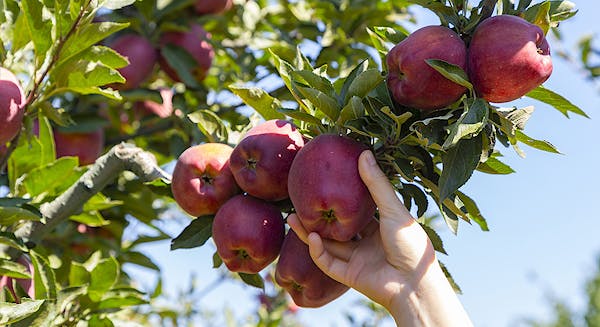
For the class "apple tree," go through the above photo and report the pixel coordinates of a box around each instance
[0,0,588,326]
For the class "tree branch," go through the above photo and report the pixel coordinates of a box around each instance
[2,143,171,259]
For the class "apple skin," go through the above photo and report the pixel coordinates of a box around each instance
[287,134,376,242]
[467,15,553,103]
[386,25,467,111]
[159,24,214,83]
[110,34,158,90]
[194,0,233,15]
[212,194,285,274]
[0,67,25,145]
[54,128,105,165]
[171,143,240,217]
[274,230,349,308]
[229,120,304,201]
[0,256,35,302]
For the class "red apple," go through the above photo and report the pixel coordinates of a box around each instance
[194,0,233,15]
[54,128,105,165]
[0,256,35,302]
[212,194,285,273]
[288,134,375,241]
[386,25,467,111]
[467,15,553,103]
[0,67,25,145]
[171,143,240,217]
[110,34,158,90]
[229,120,304,201]
[275,230,349,308]
[159,24,214,83]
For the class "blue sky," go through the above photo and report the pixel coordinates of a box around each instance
[130,2,600,326]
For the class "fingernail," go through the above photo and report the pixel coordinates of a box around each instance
[364,150,377,166]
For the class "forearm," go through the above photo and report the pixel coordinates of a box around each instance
[387,261,473,327]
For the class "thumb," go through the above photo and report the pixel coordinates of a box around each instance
[358,150,413,222]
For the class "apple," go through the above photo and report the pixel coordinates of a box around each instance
[212,194,285,273]
[110,34,157,90]
[467,15,553,103]
[0,67,25,145]
[0,256,35,302]
[194,0,233,15]
[274,230,349,308]
[386,25,467,111]
[158,24,214,83]
[54,128,105,165]
[171,143,240,217]
[288,134,376,241]
[229,119,304,201]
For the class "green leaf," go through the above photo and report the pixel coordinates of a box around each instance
[97,287,148,309]
[36,114,56,166]
[370,26,408,45]
[439,261,462,293]
[9,137,44,194]
[21,0,53,63]
[443,98,488,149]
[426,59,473,90]
[421,224,447,255]
[344,69,385,103]
[69,211,110,227]
[59,22,129,66]
[291,70,335,98]
[212,251,223,268]
[160,44,202,89]
[238,272,264,290]
[439,135,484,202]
[399,183,428,218]
[0,206,43,225]
[68,262,90,286]
[119,251,160,271]
[526,86,588,118]
[455,191,489,231]
[278,108,324,126]
[477,156,515,175]
[30,251,57,300]
[515,130,561,154]
[89,257,119,302]
[0,300,46,325]
[229,85,286,121]
[0,231,29,252]
[170,217,214,250]
[339,60,369,102]
[21,157,79,199]
[0,259,31,279]
[339,96,366,124]
[295,84,340,121]
[187,110,229,143]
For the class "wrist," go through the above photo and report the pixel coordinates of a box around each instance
[386,260,472,327]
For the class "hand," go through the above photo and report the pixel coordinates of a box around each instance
[287,150,472,326]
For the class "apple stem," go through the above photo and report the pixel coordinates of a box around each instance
[0,143,171,260]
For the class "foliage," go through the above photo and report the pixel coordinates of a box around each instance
[0,0,590,325]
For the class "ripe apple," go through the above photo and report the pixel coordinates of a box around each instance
[386,25,467,111]
[158,24,214,83]
[274,230,349,308]
[54,128,105,165]
[212,194,285,273]
[467,15,553,103]
[229,119,304,201]
[194,0,233,15]
[110,34,157,90]
[287,134,376,241]
[0,256,35,302]
[171,143,240,217]
[0,67,25,145]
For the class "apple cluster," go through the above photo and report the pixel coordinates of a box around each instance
[171,120,378,307]
[386,15,553,110]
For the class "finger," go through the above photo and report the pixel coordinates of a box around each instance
[358,150,413,224]
[287,214,309,243]
[289,214,356,261]
[307,233,352,286]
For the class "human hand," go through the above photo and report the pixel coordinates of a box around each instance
[287,150,472,326]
